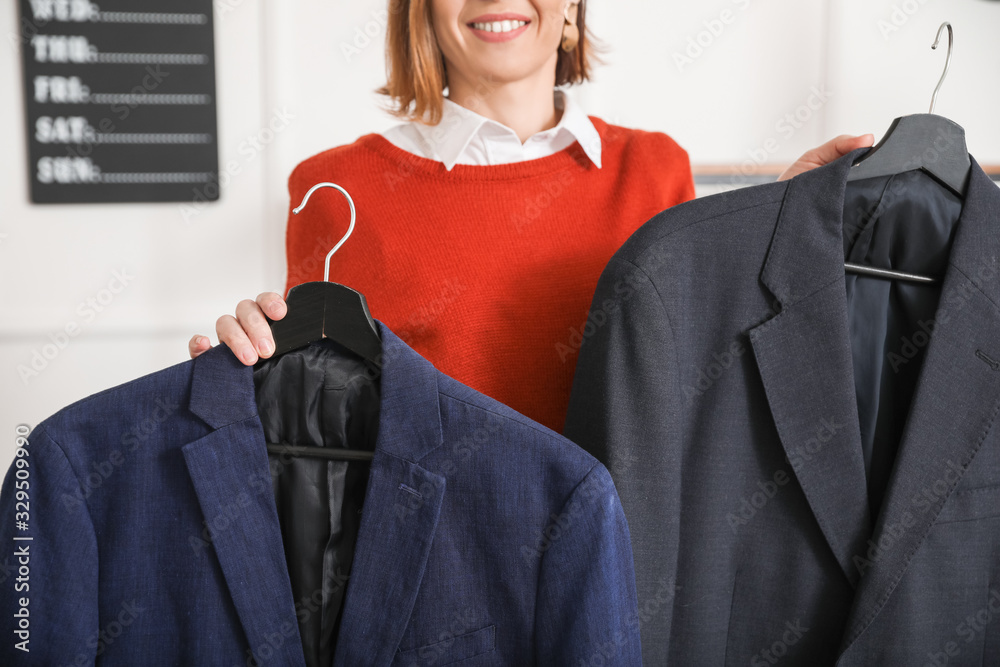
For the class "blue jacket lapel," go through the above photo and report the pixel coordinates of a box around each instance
[333,325,447,665]
[183,345,307,667]
[184,325,449,664]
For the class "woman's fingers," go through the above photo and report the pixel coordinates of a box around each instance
[226,293,286,364]
[777,133,875,182]
[216,310,260,365]
[188,334,212,359]
[195,293,286,366]
[256,291,287,321]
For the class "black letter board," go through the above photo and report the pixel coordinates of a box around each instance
[18,1,220,204]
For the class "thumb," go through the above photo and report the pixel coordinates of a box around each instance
[835,133,875,157]
[189,335,212,359]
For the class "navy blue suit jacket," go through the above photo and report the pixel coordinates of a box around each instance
[0,324,641,666]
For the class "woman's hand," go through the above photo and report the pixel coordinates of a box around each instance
[189,292,287,365]
[777,134,875,182]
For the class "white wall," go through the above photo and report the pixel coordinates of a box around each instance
[0,1,273,460]
[826,1,1000,165]
[2,0,999,471]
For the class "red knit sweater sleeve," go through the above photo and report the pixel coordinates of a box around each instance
[610,119,696,209]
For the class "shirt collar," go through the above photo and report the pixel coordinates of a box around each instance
[414,89,602,171]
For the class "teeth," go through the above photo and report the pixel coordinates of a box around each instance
[472,20,527,33]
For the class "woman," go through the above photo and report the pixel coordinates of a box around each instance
[189,0,871,433]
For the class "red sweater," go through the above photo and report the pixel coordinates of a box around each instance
[285,118,694,433]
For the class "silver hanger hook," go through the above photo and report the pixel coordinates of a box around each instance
[293,182,356,283]
[929,22,953,114]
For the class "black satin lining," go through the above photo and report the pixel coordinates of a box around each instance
[842,170,962,522]
[252,339,380,667]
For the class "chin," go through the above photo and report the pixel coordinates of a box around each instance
[468,60,545,85]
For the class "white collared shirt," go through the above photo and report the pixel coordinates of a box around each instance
[380,89,602,171]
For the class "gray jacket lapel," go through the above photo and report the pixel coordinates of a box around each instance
[749,150,875,587]
[840,160,1000,652]
[184,347,307,667]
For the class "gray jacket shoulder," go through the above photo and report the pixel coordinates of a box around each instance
[613,180,789,272]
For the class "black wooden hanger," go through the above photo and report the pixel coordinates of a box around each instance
[267,182,382,361]
[845,22,971,285]
[264,182,380,462]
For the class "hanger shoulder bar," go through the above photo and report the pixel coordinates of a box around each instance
[266,443,375,461]
[844,262,939,285]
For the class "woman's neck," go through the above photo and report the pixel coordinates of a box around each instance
[446,71,561,143]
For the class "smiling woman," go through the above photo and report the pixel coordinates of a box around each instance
[190,0,871,433]
[381,0,594,128]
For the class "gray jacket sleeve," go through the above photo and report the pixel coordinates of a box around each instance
[563,255,682,664]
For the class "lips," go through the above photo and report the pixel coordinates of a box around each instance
[467,13,531,43]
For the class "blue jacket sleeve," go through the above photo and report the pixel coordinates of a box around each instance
[0,426,99,666]
[533,463,642,665]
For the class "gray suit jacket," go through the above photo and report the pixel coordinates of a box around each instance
[564,148,1000,665]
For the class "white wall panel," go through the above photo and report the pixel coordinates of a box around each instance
[581,0,831,166]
